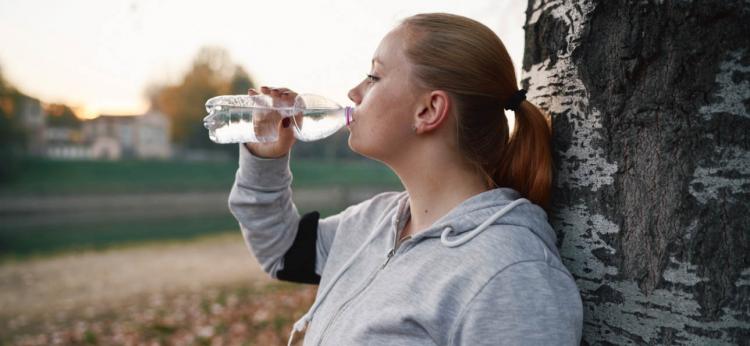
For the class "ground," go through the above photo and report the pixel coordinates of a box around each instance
[0,233,318,346]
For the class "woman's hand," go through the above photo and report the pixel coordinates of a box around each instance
[244,86,298,159]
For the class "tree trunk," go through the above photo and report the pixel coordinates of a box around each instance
[522,0,749,344]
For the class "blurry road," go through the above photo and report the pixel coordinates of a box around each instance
[0,233,270,320]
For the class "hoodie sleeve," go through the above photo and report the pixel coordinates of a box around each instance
[227,144,341,283]
[449,260,583,346]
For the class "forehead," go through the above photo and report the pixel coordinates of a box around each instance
[372,26,410,69]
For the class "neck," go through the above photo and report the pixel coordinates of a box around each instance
[388,144,489,237]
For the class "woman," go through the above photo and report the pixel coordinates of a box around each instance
[229,13,583,345]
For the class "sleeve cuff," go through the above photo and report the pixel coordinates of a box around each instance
[236,143,292,190]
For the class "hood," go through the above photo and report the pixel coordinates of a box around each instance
[392,187,560,259]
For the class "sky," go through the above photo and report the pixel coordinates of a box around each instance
[0,0,527,119]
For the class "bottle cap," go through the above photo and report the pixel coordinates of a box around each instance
[345,106,355,126]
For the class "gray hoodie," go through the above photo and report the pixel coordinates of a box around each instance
[228,144,583,346]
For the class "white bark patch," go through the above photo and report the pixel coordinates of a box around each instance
[690,50,750,205]
[737,268,750,287]
[525,0,617,192]
[699,49,750,120]
[527,0,589,56]
[558,204,747,345]
[558,203,619,292]
[662,256,708,286]
[682,219,699,241]
[689,145,750,204]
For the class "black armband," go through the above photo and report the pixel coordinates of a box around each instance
[276,211,322,285]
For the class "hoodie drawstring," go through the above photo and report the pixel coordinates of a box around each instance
[287,219,384,346]
[440,198,529,247]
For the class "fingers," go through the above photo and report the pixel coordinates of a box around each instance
[258,86,297,109]
[245,86,296,152]
[260,86,290,94]
[258,86,296,98]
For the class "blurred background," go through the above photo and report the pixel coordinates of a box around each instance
[0,0,525,344]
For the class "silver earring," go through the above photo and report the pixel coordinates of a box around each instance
[412,125,417,133]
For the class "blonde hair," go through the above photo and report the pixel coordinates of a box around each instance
[401,13,553,208]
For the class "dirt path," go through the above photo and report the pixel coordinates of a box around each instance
[0,233,272,320]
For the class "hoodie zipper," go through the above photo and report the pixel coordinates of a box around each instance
[314,231,412,346]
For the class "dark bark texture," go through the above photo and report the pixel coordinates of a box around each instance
[522,0,749,344]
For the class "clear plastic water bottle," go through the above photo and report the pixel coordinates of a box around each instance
[203,94,354,144]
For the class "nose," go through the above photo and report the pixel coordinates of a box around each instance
[348,83,362,105]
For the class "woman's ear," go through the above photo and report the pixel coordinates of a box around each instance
[414,90,451,134]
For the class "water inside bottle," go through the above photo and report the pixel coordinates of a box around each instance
[204,106,283,143]
[292,107,349,141]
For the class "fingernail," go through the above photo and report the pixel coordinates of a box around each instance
[282,118,291,128]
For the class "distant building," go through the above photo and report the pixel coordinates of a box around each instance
[82,109,171,160]
[44,126,90,159]
[17,96,46,156]
[42,108,171,160]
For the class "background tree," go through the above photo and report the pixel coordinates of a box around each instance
[0,65,27,182]
[44,103,82,128]
[523,0,749,344]
[150,46,255,153]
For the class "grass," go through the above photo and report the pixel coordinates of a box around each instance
[0,157,401,196]
[0,214,238,260]
[0,208,342,262]
[289,159,401,188]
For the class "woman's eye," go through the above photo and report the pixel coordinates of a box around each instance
[366,74,380,83]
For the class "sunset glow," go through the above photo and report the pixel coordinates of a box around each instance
[0,0,525,120]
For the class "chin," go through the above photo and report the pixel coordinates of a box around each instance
[347,134,379,161]
[347,133,364,156]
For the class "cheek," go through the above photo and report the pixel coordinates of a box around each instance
[349,84,414,154]
[353,114,410,156]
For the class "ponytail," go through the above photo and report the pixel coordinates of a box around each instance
[494,100,553,209]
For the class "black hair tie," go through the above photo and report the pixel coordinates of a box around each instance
[503,89,527,112]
